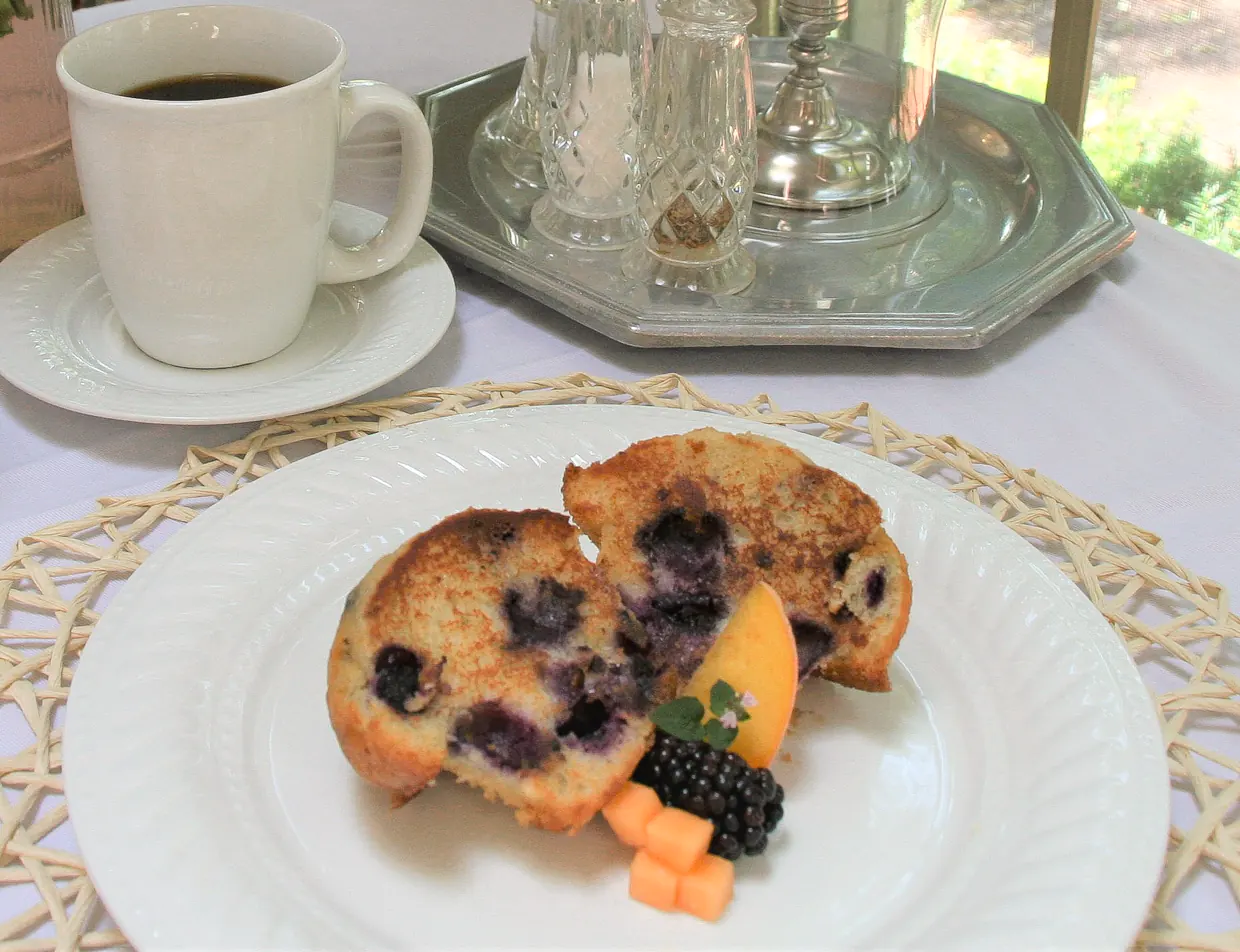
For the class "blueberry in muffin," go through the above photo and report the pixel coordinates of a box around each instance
[327,508,655,831]
[562,428,911,692]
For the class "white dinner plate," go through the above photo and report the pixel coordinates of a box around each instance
[0,203,454,425]
[65,405,1168,950]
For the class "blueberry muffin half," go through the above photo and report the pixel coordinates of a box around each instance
[327,508,655,832]
[562,428,911,692]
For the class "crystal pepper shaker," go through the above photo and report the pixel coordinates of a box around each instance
[621,0,758,294]
[530,0,652,251]
[473,0,560,185]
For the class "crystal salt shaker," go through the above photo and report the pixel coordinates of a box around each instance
[474,0,560,185]
[530,0,652,250]
[621,0,757,294]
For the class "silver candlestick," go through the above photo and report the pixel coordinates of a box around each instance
[752,0,910,209]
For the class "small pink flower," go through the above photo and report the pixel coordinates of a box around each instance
[740,691,758,710]
[720,710,739,729]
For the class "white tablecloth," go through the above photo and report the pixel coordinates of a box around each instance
[8,204,1239,587]
[3,0,1239,940]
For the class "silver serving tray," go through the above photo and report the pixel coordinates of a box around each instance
[417,38,1134,348]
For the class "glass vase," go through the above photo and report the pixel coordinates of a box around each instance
[0,0,81,260]
[745,0,951,240]
[621,0,758,294]
[530,0,652,251]
[474,0,560,185]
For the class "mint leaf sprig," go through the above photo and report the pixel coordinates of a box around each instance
[650,679,757,751]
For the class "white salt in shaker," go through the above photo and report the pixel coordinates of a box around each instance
[531,0,652,251]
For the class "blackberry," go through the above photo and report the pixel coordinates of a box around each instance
[756,767,778,801]
[711,833,742,861]
[632,728,787,859]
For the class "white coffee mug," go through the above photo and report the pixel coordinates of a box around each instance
[56,5,433,369]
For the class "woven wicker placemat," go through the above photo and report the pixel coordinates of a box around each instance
[0,372,1236,951]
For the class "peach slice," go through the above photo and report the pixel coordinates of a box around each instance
[684,581,798,769]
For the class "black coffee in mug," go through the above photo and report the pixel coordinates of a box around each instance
[124,73,286,101]
[58,4,434,368]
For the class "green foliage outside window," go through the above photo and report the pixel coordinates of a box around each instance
[939,41,1240,257]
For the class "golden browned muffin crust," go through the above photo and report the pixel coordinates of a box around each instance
[327,508,655,832]
[562,428,910,693]
[816,527,912,691]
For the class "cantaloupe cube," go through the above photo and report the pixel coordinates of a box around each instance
[629,849,678,911]
[676,854,735,922]
[603,782,663,848]
[645,806,713,874]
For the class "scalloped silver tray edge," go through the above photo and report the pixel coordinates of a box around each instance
[417,39,1134,349]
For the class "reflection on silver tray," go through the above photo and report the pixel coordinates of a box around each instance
[418,38,1134,349]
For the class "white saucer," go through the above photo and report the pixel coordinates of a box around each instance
[0,203,455,425]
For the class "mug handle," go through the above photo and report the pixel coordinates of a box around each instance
[318,80,434,284]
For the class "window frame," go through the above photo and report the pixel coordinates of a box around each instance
[1046,0,1103,137]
